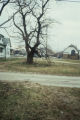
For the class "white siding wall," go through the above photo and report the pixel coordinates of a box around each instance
[0,38,3,44]
[79,51,80,59]
[63,47,78,55]
[0,36,11,58]
[0,44,10,58]
[6,43,10,58]
[0,45,6,58]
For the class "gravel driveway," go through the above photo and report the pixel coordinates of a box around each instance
[0,72,80,88]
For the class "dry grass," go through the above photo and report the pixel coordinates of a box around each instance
[55,58,80,63]
[0,81,80,120]
[0,58,80,76]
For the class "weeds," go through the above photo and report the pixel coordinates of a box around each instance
[0,81,80,120]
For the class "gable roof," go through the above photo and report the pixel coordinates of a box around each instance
[0,34,10,46]
[63,44,79,52]
[69,44,78,51]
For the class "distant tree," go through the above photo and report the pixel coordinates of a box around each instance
[13,0,52,64]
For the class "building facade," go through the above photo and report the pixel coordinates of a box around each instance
[63,45,80,60]
[0,34,11,59]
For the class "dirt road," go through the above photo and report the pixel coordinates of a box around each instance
[0,72,80,88]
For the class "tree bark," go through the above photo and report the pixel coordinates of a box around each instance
[27,52,34,64]
[24,39,34,64]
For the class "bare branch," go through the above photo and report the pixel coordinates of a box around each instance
[0,0,10,15]
[0,9,20,27]
[13,15,24,37]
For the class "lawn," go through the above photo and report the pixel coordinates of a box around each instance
[0,81,80,120]
[0,58,80,76]
[55,58,80,63]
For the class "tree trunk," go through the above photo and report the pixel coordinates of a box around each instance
[25,41,34,64]
[25,41,35,64]
[27,52,34,64]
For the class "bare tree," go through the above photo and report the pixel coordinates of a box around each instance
[13,0,51,64]
[0,0,10,15]
[0,0,16,16]
[0,0,18,29]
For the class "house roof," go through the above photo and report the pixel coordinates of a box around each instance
[69,44,79,51]
[63,44,79,52]
[0,43,6,46]
[0,34,10,46]
[0,34,4,38]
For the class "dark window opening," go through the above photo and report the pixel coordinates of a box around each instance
[0,48,3,53]
[71,50,75,56]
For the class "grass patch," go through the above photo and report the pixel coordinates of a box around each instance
[56,58,80,63]
[0,58,80,76]
[0,81,80,120]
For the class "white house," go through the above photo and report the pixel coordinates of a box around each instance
[63,45,80,60]
[0,34,11,59]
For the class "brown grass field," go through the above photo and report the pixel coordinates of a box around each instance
[0,58,80,76]
[0,81,80,120]
[0,58,80,120]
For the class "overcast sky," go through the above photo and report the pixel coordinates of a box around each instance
[49,0,80,52]
[0,0,80,52]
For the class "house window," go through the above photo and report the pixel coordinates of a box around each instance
[0,48,3,53]
[71,50,75,56]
